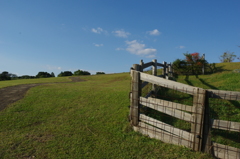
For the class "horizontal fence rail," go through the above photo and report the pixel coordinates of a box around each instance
[129,59,240,159]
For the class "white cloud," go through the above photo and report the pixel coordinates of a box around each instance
[147,29,161,36]
[177,45,185,49]
[146,54,156,58]
[116,47,124,51]
[45,65,62,70]
[113,29,130,38]
[94,43,103,47]
[125,40,156,58]
[91,27,104,34]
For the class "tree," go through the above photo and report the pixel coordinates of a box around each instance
[51,72,55,77]
[58,71,73,77]
[96,72,105,75]
[10,74,18,80]
[73,70,90,76]
[0,71,11,80]
[172,52,207,75]
[184,52,206,74]
[20,75,35,79]
[36,72,52,78]
[220,51,236,62]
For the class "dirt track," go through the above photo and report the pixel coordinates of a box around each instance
[0,77,85,111]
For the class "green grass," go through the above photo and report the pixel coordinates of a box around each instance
[0,73,211,158]
[0,77,71,89]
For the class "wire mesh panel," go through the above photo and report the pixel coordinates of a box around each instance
[138,85,195,149]
[205,90,240,159]
[132,70,206,150]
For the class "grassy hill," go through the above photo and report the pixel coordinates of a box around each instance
[176,62,240,91]
[1,62,240,158]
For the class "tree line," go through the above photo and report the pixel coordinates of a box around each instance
[0,70,105,81]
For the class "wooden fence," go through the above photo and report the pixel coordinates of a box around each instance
[130,59,240,159]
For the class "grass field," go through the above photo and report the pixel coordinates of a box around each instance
[2,62,240,158]
[0,73,213,158]
[0,77,71,89]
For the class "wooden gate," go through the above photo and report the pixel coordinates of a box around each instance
[129,60,240,159]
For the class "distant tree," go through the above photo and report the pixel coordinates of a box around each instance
[0,71,11,80]
[19,75,35,79]
[73,70,90,76]
[220,51,236,62]
[51,72,55,77]
[58,71,73,77]
[237,46,240,61]
[184,52,207,74]
[172,52,207,75]
[36,72,52,78]
[96,72,105,75]
[10,74,18,80]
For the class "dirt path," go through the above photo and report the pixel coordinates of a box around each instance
[0,77,85,111]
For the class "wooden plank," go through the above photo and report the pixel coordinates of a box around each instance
[133,122,193,148]
[211,119,240,132]
[142,62,153,69]
[140,97,193,122]
[157,63,164,67]
[140,114,194,141]
[140,71,198,95]
[130,64,140,126]
[207,89,240,101]
[147,97,194,112]
[141,81,149,88]
[213,142,240,159]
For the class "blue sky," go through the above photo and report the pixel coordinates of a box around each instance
[0,0,240,76]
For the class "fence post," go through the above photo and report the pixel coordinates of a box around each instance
[166,63,169,80]
[201,91,214,156]
[202,54,205,75]
[191,88,206,151]
[152,59,157,91]
[140,60,144,72]
[169,62,173,78]
[130,64,141,126]
[162,61,167,79]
